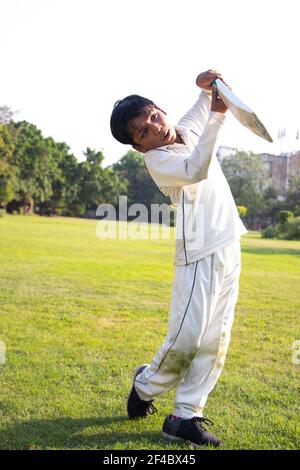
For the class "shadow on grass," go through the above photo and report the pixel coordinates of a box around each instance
[0,415,172,450]
[242,246,300,257]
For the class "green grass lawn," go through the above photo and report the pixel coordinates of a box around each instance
[0,215,299,450]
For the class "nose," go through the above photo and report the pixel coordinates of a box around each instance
[150,122,162,135]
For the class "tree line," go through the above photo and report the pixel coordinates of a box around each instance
[221,150,300,229]
[1,106,299,228]
[0,107,165,218]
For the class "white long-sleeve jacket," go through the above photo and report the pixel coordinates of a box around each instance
[144,91,247,265]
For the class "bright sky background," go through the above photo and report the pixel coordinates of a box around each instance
[1,0,299,165]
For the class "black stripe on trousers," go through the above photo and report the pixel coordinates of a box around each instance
[136,260,199,384]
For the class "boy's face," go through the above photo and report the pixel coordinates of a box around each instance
[128,106,177,153]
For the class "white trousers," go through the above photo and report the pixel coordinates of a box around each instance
[135,240,241,419]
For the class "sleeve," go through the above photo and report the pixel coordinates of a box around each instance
[145,112,226,188]
[177,91,212,137]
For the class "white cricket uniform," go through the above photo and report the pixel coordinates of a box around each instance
[134,91,247,418]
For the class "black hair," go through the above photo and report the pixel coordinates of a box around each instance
[110,94,157,145]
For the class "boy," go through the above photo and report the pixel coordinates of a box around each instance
[110,70,247,447]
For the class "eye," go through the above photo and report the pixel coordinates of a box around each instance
[141,128,148,138]
[151,113,158,122]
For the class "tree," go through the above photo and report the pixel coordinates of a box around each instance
[285,171,300,215]
[0,106,15,125]
[112,150,168,209]
[70,148,127,215]
[0,107,18,207]
[7,121,61,214]
[0,122,17,207]
[55,143,81,214]
[221,150,270,226]
[258,185,285,226]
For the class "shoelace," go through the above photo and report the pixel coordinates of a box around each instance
[147,401,157,415]
[192,417,214,431]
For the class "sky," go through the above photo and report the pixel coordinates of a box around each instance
[1,0,299,165]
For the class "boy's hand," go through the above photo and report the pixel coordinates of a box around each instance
[211,84,228,114]
[196,69,231,91]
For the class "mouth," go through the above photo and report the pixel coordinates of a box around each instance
[163,130,170,141]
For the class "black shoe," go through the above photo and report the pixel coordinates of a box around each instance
[127,364,157,419]
[162,414,222,447]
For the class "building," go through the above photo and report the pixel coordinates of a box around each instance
[257,152,300,200]
[217,147,300,200]
[216,146,237,162]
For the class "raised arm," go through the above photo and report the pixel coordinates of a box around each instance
[145,86,227,188]
[178,69,228,136]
